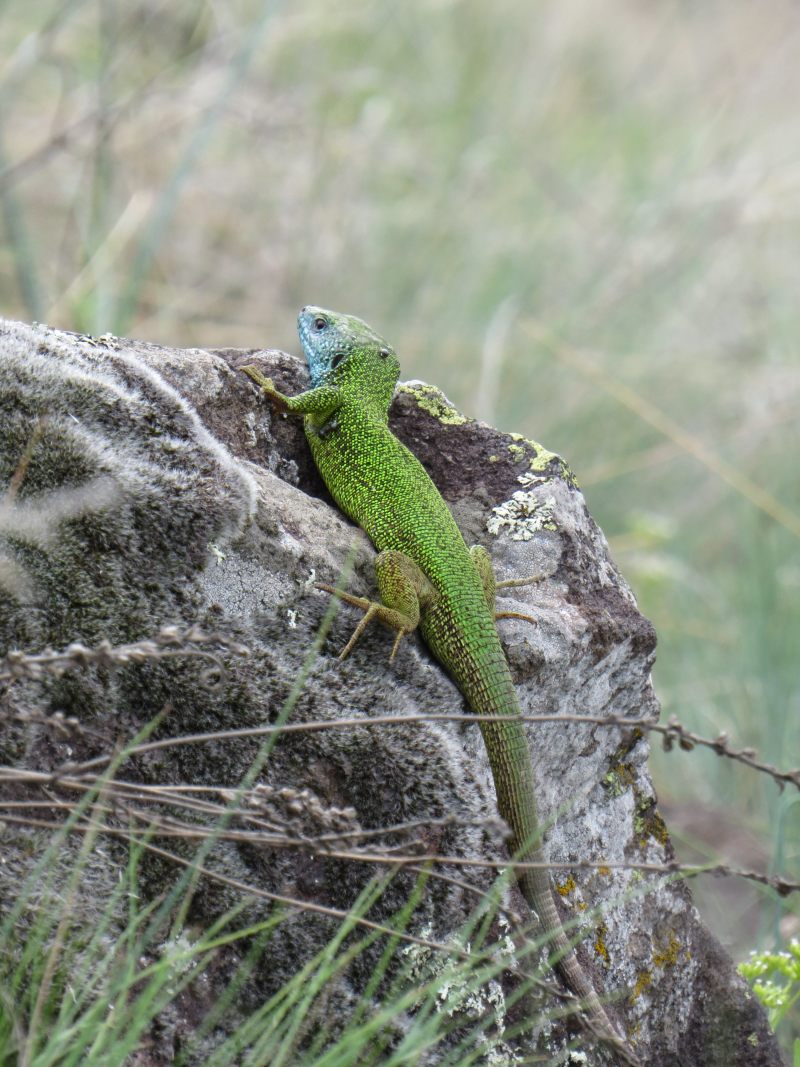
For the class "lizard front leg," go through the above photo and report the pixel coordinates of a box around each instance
[241,365,341,418]
[317,550,438,662]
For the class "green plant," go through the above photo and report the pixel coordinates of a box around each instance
[739,941,800,1065]
[0,813,567,1066]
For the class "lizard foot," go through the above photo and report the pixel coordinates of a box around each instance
[495,574,547,590]
[240,365,290,412]
[314,582,414,662]
[315,551,430,662]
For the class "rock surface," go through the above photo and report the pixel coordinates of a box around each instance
[0,319,780,1065]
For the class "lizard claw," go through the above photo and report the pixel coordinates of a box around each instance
[240,365,289,412]
[240,364,273,389]
[495,574,546,590]
[495,610,537,627]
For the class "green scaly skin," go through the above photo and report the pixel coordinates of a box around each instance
[242,307,637,1065]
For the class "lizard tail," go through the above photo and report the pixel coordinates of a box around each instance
[475,710,640,1067]
[519,846,637,1064]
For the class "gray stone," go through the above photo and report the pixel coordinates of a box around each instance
[0,319,779,1066]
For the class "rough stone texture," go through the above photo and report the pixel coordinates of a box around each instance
[0,319,780,1066]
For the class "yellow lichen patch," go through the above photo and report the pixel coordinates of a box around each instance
[653,932,682,970]
[629,969,652,1004]
[603,735,642,798]
[398,383,468,425]
[529,446,579,488]
[556,875,577,897]
[504,432,580,487]
[648,809,670,847]
[614,762,637,787]
[528,444,559,471]
[576,901,588,911]
[604,760,637,798]
[597,865,611,878]
[594,922,610,963]
[634,799,670,849]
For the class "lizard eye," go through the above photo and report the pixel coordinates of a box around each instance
[313,317,327,331]
[330,351,346,369]
[379,347,391,359]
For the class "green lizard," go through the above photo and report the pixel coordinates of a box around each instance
[241,307,636,1064]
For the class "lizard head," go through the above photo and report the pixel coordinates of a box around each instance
[298,306,400,409]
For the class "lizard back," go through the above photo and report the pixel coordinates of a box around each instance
[305,401,514,705]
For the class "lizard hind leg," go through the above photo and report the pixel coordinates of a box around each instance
[316,550,437,662]
[469,544,497,611]
[469,544,539,628]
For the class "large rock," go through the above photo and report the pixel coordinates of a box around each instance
[0,319,779,1065]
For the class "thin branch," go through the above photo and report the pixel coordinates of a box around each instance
[654,714,799,789]
[0,808,474,958]
[1,809,796,898]
[319,851,800,898]
[5,632,795,791]
[133,838,637,1063]
[28,710,795,793]
[0,625,249,685]
[0,793,521,925]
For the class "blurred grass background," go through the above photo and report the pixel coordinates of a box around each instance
[1,0,797,974]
